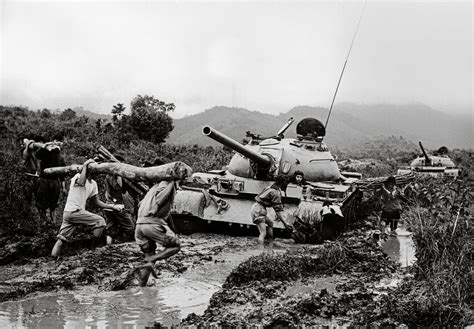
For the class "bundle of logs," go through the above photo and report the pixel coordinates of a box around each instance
[354,172,417,191]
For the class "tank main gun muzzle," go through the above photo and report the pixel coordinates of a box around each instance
[202,126,272,168]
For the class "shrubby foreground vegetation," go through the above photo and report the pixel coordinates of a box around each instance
[0,99,233,236]
[0,100,472,326]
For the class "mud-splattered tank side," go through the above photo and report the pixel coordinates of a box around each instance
[172,118,362,239]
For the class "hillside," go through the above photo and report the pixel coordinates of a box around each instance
[167,104,472,150]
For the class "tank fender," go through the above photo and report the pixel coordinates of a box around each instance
[173,190,206,218]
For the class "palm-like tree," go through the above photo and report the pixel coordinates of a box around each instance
[112,103,126,121]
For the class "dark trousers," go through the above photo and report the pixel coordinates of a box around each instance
[381,210,400,232]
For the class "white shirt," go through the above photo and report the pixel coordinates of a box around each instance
[64,173,99,212]
[320,205,343,217]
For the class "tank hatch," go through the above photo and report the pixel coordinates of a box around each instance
[296,118,326,140]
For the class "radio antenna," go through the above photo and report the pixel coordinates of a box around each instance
[325,1,367,129]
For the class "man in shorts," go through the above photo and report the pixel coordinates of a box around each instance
[379,176,406,236]
[51,158,123,257]
[251,174,289,244]
[135,173,191,286]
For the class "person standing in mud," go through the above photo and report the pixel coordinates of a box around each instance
[378,176,406,236]
[22,137,67,225]
[103,156,136,244]
[134,177,185,287]
[51,158,124,257]
[251,174,289,244]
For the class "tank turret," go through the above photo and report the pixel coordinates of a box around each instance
[418,141,432,166]
[398,141,459,177]
[202,118,341,182]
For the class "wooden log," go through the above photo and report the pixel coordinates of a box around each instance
[95,144,150,196]
[44,161,193,181]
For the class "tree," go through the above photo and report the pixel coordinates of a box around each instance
[128,95,175,144]
[60,108,77,121]
[40,108,52,118]
[112,103,126,122]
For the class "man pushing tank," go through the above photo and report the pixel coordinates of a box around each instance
[134,165,193,287]
[251,174,289,245]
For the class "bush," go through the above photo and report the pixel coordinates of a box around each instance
[387,176,472,327]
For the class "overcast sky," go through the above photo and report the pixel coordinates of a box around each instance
[1,0,472,118]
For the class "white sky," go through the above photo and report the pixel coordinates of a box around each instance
[1,0,472,118]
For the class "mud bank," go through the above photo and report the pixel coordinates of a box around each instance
[0,234,260,304]
[182,228,407,327]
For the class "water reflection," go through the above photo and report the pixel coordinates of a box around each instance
[0,245,264,328]
[382,228,416,267]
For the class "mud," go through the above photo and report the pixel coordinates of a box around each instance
[182,228,406,327]
[0,234,261,303]
[0,222,416,327]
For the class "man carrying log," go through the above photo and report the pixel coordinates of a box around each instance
[22,138,66,225]
[51,159,124,257]
[103,156,136,244]
[134,167,192,287]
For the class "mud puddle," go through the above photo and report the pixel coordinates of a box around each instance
[0,236,294,328]
[381,227,416,267]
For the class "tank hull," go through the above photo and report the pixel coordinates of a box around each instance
[172,171,361,240]
[397,166,460,178]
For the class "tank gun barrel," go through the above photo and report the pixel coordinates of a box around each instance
[418,141,431,165]
[203,126,272,168]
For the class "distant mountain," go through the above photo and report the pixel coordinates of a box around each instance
[167,103,472,150]
[71,107,113,121]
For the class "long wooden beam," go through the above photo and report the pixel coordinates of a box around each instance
[44,161,193,181]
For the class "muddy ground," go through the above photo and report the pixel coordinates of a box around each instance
[182,226,406,327]
[0,218,409,327]
[0,233,258,302]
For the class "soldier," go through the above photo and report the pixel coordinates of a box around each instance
[103,156,136,244]
[251,174,289,244]
[378,176,407,236]
[22,137,66,225]
[134,177,188,287]
[292,170,307,186]
[51,159,123,257]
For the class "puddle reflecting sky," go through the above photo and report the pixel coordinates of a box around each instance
[381,228,416,267]
[0,247,263,328]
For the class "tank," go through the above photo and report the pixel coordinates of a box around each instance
[397,142,460,178]
[172,117,362,241]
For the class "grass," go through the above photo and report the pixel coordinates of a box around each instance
[386,177,472,327]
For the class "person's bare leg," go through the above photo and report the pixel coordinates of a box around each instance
[257,223,267,244]
[145,246,181,264]
[266,226,274,241]
[49,209,57,225]
[91,227,105,248]
[51,240,64,257]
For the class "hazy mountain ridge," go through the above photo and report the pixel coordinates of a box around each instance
[167,104,472,149]
[72,107,113,120]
